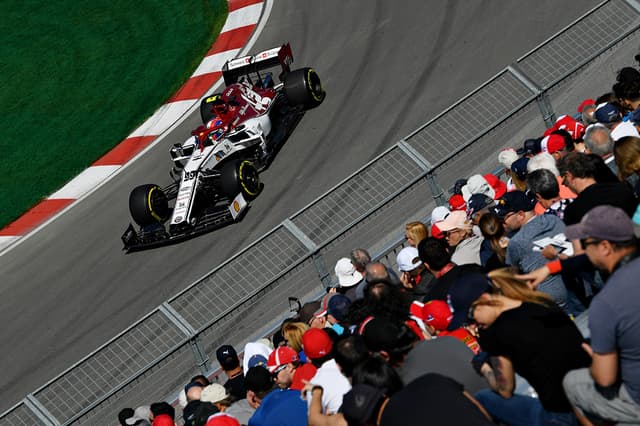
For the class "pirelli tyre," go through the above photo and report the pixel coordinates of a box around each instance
[284,67,325,110]
[129,184,170,227]
[219,159,261,200]
[200,93,223,124]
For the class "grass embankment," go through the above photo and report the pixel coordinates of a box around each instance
[0,0,227,228]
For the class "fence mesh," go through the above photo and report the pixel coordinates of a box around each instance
[290,146,424,244]
[516,0,640,88]
[169,225,308,331]
[32,310,185,424]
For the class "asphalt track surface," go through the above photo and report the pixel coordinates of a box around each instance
[0,0,600,412]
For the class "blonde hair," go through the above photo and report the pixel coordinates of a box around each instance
[282,322,308,352]
[614,136,640,180]
[487,268,555,307]
[405,221,429,245]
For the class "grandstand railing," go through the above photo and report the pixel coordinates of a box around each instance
[3,0,640,424]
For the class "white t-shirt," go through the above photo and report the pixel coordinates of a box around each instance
[308,359,351,414]
[612,121,639,141]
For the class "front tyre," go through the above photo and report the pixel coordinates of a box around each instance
[284,67,325,110]
[219,160,261,200]
[129,184,170,227]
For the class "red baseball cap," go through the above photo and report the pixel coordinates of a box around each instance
[483,173,507,199]
[302,328,333,359]
[421,300,453,331]
[577,98,596,113]
[448,194,466,211]
[205,413,241,426]
[541,134,565,154]
[267,346,299,373]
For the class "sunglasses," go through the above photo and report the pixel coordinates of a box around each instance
[580,238,601,250]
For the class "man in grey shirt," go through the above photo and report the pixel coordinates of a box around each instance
[493,191,569,312]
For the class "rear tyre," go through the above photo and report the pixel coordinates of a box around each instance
[200,93,223,124]
[129,184,169,227]
[284,67,325,109]
[219,160,261,200]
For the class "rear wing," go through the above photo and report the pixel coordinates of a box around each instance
[221,43,293,85]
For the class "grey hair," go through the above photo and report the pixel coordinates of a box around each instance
[526,169,559,200]
[350,248,371,272]
[527,152,560,177]
[584,124,614,157]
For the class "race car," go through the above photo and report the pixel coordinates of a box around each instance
[121,43,325,251]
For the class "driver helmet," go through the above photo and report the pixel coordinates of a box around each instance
[211,97,228,116]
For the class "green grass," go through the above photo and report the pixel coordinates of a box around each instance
[0,0,227,228]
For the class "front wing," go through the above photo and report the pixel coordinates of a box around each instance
[121,192,249,252]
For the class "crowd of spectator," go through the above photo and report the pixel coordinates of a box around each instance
[117,57,640,426]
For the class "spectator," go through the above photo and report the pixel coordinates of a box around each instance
[179,375,211,408]
[461,174,495,202]
[309,293,333,329]
[510,157,529,191]
[594,102,639,140]
[205,413,240,426]
[216,345,246,401]
[293,301,321,327]
[118,408,135,426]
[404,221,428,247]
[332,335,370,380]
[543,115,585,144]
[241,340,272,374]
[303,328,351,414]
[493,190,569,311]
[358,316,418,367]
[418,236,488,326]
[396,246,431,301]
[149,402,176,426]
[583,123,614,157]
[266,346,301,389]
[351,356,403,395]
[333,257,363,301]
[524,134,567,161]
[430,205,451,239]
[355,261,402,300]
[281,322,307,353]
[326,294,351,335]
[558,152,638,227]
[379,373,493,426]
[577,98,597,125]
[562,205,640,425]
[201,384,235,416]
[613,66,640,113]
[226,366,274,424]
[436,210,484,266]
[478,212,508,270]
[527,152,576,216]
[448,193,467,212]
[247,382,307,426]
[124,406,151,426]
[418,299,481,354]
[484,173,507,199]
[349,248,370,277]
[183,382,205,426]
[498,148,519,191]
[339,385,387,426]
[469,268,590,426]
[466,193,495,227]
[527,168,573,220]
[614,135,640,196]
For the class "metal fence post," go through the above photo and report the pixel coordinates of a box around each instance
[159,303,211,375]
[397,140,447,206]
[507,65,556,127]
[24,395,60,426]
[282,220,332,288]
